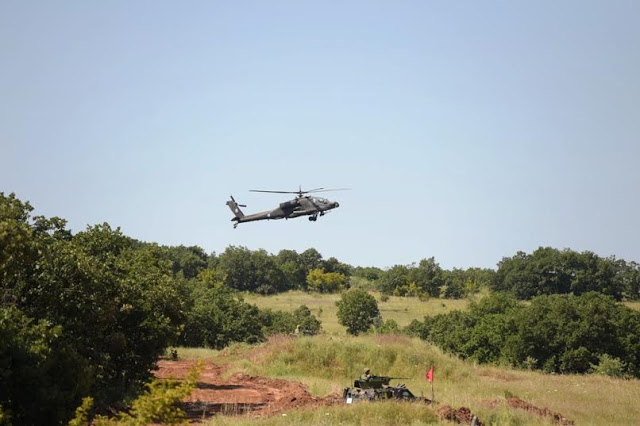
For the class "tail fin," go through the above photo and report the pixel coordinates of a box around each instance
[226,196,245,219]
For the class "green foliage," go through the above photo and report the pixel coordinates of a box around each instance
[260,309,297,335]
[441,267,494,299]
[68,397,94,426]
[117,375,196,425]
[352,265,384,281]
[218,246,287,294]
[393,281,426,298]
[322,256,352,276]
[377,258,450,298]
[72,367,200,426]
[179,276,264,349]
[275,249,307,289]
[590,353,626,378]
[375,318,400,334]
[336,289,380,335]
[407,292,640,377]
[294,305,322,335]
[377,265,409,295]
[306,268,347,293]
[298,248,324,272]
[164,245,208,279]
[0,193,186,421]
[493,247,635,300]
[0,307,91,425]
[260,305,322,336]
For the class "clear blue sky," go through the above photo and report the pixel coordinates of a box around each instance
[2,1,639,269]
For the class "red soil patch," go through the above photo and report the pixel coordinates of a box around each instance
[155,359,340,422]
[437,406,484,425]
[507,397,574,425]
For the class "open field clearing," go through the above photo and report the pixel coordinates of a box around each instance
[167,335,640,425]
[243,291,471,334]
[624,301,640,311]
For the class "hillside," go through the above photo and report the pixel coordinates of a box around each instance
[168,335,640,425]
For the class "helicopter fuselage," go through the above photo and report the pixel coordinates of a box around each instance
[227,195,339,228]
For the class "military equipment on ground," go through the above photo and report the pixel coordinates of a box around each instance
[342,375,431,404]
[226,186,349,228]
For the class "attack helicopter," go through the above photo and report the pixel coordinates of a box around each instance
[226,186,348,228]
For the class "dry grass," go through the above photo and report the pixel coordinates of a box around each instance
[623,300,640,311]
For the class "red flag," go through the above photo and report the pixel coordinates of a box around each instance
[426,366,434,383]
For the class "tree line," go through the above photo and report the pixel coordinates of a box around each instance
[169,245,640,302]
[492,247,640,300]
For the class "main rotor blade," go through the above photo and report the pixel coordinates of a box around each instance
[249,187,351,195]
[307,188,352,193]
[249,190,298,194]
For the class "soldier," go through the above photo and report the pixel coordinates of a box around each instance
[362,368,372,380]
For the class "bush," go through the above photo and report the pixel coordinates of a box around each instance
[71,367,200,425]
[591,354,626,378]
[375,319,399,334]
[179,280,264,348]
[307,269,347,293]
[294,305,322,335]
[336,289,380,335]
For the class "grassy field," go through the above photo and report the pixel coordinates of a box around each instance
[244,290,640,335]
[243,290,471,334]
[172,335,640,425]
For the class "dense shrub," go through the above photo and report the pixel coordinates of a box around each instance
[1,193,186,422]
[179,274,264,348]
[307,268,348,293]
[405,292,640,377]
[260,305,322,336]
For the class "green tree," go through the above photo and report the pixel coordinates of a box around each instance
[217,246,286,294]
[179,277,264,349]
[408,257,443,297]
[336,289,380,335]
[275,249,307,289]
[164,245,208,279]
[299,248,324,272]
[352,266,384,281]
[377,265,409,295]
[1,193,187,419]
[323,256,352,276]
